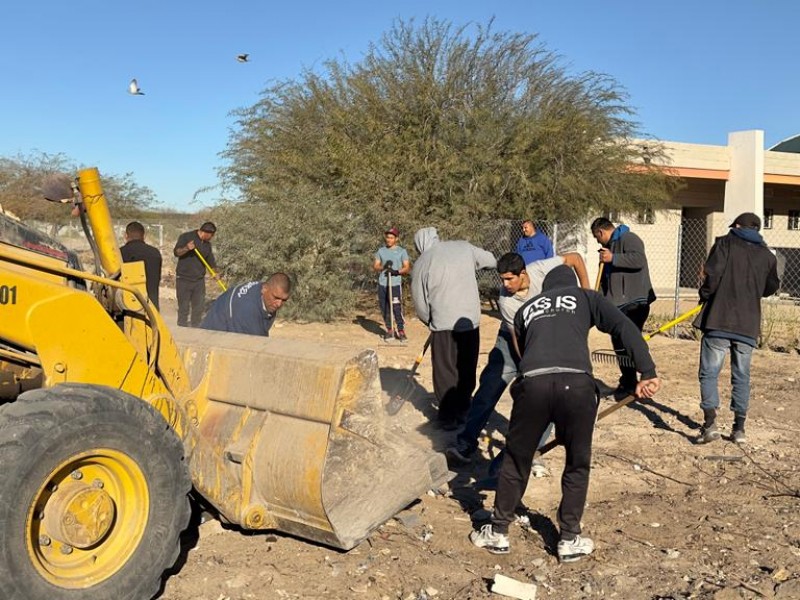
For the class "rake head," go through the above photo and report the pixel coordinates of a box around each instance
[591,349,635,368]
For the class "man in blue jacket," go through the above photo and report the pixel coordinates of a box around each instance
[515,220,554,264]
[200,273,292,336]
[693,213,779,444]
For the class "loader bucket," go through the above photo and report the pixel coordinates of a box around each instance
[174,329,451,550]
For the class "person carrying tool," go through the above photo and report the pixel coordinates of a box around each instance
[446,251,590,477]
[590,217,656,400]
[515,219,554,264]
[373,227,411,341]
[120,221,162,310]
[693,212,780,444]
[200,273,292,336]
[470,264,660,561]
[411,227,496,430]
[174,221,218,327]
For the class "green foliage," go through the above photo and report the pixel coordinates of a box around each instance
[0,152,157,231]
[220,17,678,320]
[209,184,372,322]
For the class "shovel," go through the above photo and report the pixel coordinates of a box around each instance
[385,334,432,415]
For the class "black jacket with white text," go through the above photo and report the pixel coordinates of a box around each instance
[514,265,657,379]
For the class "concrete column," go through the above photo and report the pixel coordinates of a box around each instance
[724,130,764,223]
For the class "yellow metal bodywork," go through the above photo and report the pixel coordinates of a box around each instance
[25,448,149,588]
[0,166,450,579]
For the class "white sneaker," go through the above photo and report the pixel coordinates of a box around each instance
[531,459,550,478]
[469,524,510,554]
[557,535,594,563]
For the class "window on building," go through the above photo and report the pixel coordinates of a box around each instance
[763,209,773,230]
[788,210,800,231]
[636,208,655,225]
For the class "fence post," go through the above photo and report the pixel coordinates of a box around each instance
[552,222,559,253]
[672,221,683,337]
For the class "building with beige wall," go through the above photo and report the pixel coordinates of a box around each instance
[581,130,800,298]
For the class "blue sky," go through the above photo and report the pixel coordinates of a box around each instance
[1,1,797,212]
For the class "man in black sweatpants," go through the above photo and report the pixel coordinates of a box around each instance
[470,265,661,562]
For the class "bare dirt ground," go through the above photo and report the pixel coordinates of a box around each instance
[158,303,800,600]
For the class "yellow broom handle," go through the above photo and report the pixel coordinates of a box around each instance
[194,248,227,291]
[643,304,702,341]
[594,262,604,292]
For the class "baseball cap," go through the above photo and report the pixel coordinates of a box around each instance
[729,213,761,230]
[200,221,217,233]
[385,227,400,236]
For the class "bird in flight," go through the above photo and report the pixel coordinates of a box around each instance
[236,53,249,63]
[128,79,144,95]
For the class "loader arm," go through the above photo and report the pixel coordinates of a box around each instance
[0,166,450,600]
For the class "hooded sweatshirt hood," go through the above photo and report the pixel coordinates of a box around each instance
[610,223,631,242]
[730,226,765,246]
[542,264,578,292]
[414,227,440,254]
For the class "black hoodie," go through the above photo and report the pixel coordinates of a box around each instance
[514,265,657,379]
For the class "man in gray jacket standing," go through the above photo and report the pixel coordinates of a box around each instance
[591,217,656,399]
[412,227,497,430]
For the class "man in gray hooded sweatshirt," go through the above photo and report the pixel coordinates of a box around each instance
[412,227,497,429]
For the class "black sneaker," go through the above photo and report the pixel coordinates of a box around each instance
[396,329,407,342]
[445,445,474,465]
[438,418,461,431]
[383,329,394,341]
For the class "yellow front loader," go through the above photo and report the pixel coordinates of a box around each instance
[0,168,449,600]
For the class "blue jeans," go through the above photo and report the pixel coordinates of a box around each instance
[457,330,552,453]
[698,335,754,415]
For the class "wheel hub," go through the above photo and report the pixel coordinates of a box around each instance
[42,480,116,549]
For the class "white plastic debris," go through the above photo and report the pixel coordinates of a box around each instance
[491,573,537,600]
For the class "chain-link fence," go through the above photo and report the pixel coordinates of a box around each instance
[469,212,800,350]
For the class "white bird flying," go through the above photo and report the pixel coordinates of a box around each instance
[128,79,144,95]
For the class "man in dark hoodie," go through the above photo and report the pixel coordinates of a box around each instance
[469,265,660,562]
[591,217,656,400]
[693,212,779,444]
[412,227,497,430]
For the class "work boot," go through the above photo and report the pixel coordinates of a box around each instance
[732,413,747,443]
[469,524,510,554]
[696,423,721,444]
[557,535,595,563]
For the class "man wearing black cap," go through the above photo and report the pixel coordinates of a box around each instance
[693,212,779,444]
[373,227,411,341]
[173,221,218,327]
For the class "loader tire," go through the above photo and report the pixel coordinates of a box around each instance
[0,383,192,600]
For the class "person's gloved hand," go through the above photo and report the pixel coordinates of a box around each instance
[388,269,400,276]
